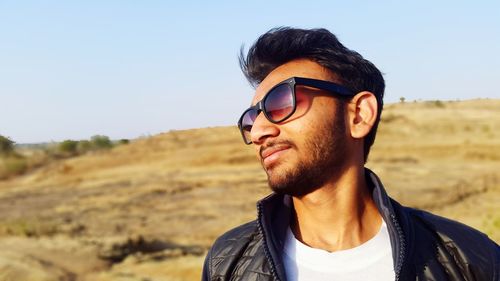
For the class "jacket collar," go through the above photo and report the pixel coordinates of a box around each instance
[256,168,406,281]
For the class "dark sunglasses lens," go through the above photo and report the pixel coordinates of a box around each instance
[264,84,294,122]
[240,109,258,143]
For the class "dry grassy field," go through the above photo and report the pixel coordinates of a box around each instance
[0,99,499,281]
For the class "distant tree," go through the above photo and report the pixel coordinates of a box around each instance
[77,140,92,153]
[434,100,445,108]
[90,135,113,149]
[117,139,130,145]
[399,97,406,103]
[59,140,79,155]
[0,135,15,155]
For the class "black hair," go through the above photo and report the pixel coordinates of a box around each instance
[239,27,385,162]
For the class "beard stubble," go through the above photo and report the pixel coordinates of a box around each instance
[264,103,348,197]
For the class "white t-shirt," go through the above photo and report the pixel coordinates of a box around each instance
[283,222,395,281]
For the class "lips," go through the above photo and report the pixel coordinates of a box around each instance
[260,143,292,166]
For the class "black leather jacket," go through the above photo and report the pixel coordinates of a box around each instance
[202,169,500,280]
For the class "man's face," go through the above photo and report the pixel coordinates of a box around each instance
[249,59,350,197]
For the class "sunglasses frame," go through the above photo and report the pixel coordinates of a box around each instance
[237,76,356,144]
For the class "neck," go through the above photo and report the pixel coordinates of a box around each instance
[290,166,382,252]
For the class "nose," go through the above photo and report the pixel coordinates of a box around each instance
[250,111,280,144]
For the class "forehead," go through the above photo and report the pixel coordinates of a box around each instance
[252,59,336,104]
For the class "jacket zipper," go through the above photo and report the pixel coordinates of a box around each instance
[257,202,281,281]
[391,213,406,281]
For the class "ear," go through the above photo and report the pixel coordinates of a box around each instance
[347,91,378,139]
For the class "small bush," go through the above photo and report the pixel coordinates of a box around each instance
[77,140,92,154]
[117,139,130,145]
[59,140,79,156]
[91,135,113,150]
[0,135,15,155]
[434,100,445,108]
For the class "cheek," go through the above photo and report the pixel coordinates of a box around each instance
[294,99,339,141]
[285,117,315,145]
[293,93,314,118]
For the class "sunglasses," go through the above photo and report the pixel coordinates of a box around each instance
[237,76,356,144]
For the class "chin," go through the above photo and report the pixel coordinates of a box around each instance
[266,163,320,197]
[268,181,316,197]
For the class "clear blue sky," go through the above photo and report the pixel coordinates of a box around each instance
[1,1,499,143]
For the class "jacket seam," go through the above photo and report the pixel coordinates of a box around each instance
[208,248,213,281]
[226,224,259,279]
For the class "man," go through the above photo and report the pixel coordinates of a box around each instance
[202,27,499,281]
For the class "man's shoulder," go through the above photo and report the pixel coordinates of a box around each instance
[407,207,497,246]
[202,221,261,280]
[208,220,260,257]
[403,206,499,277]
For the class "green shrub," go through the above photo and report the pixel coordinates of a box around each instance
[117,139,130,145]
[77,140,92,154]
[91,135,113,150]
[0,135,15,155]
[59,140,79,155]
[434,100,445,108]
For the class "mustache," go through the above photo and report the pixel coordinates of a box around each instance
[259,140,295,158]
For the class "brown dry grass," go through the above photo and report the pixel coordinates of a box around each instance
[0,99,498,281]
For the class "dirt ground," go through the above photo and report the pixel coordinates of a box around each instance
[0,99,498,281]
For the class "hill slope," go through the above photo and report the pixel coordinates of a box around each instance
[0,99,499,281]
